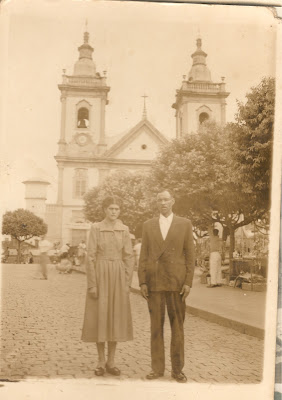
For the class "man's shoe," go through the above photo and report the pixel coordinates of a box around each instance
[146,371,164,380]
[171,371,187,383]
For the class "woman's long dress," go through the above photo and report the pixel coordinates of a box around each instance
[81,219,134,342]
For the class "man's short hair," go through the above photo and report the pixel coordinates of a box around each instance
[157,189,175,199]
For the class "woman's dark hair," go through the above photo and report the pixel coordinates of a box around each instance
[102,196,122,210]
[213,229,219,236]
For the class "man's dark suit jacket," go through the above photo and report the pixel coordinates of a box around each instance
[138,215,195,292]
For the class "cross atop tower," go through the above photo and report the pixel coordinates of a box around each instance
[141,94,148,119]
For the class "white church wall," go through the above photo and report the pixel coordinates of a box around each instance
[62,167,99,205]
[186,101,221,134]
[62,168,83,206]
[61,208,73,244]
[88,167,99,190]
[113,130,160,160]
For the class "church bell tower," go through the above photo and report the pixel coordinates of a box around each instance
[172,38,230,137]
[54,29,110,245]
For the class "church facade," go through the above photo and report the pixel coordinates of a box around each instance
[23,31,229,246]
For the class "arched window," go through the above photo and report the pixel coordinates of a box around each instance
[77,107,89,128]
[199,112,209,124]
[73,169,88,199]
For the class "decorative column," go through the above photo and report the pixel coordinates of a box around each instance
[98,97,107,154]
[58,93,67,153]
[57,165,64,205]
[176,111,179,138]
[221,102,226,126]
[220,77,227,126]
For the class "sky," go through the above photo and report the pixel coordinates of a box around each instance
[0,0,278,212]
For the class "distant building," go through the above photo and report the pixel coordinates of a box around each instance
[22,178,50,221]
[23,32,230,246]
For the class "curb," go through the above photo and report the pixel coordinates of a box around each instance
[186,304,264,339]
[131,286,264,339]
[72,268,265,340]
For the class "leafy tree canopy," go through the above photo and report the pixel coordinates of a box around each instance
[229,76,275,212]
[2,208,48,242]
[84,170,153,236]
[2,208,48,262]
[148,121,257,230]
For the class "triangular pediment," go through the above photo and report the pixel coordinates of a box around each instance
[105,119,168,160]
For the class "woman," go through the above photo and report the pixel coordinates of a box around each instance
[81,197,134,376]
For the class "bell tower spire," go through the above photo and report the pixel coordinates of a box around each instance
[188,37,211,82]
[172,37,229,137]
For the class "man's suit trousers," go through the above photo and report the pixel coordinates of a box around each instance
[148,291,186,374]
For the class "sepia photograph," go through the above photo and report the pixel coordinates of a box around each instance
[0,1,281,399]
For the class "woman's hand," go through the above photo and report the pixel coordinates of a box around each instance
[125,283,131,294]
[88,287,98,299]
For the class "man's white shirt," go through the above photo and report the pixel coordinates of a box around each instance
[159,213,173,240]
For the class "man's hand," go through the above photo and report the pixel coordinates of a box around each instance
[88,287,98,299]
[140,284,149,300]
[180,285,190,302]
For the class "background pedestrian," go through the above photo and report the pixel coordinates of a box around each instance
[38,235,53,280]
[207,224,223,288]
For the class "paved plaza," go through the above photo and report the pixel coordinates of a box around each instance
[0,264,263,383]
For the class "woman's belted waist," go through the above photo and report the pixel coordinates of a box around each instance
[96,256,123,261]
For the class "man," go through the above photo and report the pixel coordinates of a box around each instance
[207,225,222,288]
[138,190,195,383]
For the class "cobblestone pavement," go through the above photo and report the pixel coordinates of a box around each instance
[0,265,263,383]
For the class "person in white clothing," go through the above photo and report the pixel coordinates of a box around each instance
[77,240,87,266]
[207,225,223,288]
[38,236,53,280]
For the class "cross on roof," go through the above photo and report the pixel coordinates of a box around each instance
[141,94,148,119]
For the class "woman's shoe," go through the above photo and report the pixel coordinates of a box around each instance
[94,367,105,376]
[106,364,121,376]
[207,284,217,288]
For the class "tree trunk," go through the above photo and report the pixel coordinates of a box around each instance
[17,241,21,264]
[229,227,235,275]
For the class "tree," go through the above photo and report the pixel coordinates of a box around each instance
[148,77,275,264]
[229,77,275,214]
[148,120,265,263]
[84,171,153,236]
[2,208,48,263]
